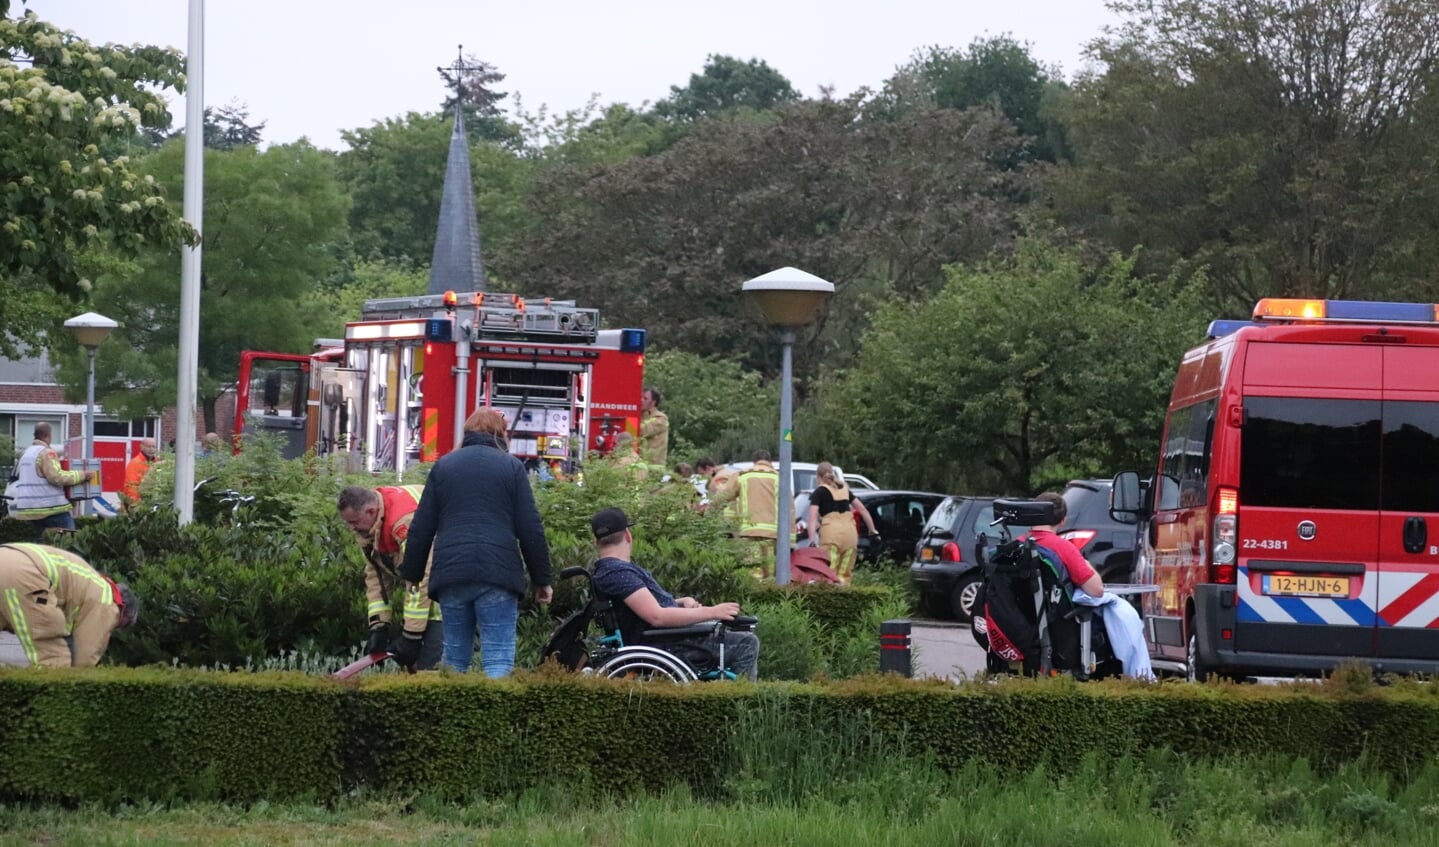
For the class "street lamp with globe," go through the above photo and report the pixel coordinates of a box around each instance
[63,312,117,516]
[741,267,834,585]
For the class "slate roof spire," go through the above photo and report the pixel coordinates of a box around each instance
[428,46,487,295]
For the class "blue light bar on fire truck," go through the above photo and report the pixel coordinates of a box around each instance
[1252,298,1439,324]
[1205,320,1258,339]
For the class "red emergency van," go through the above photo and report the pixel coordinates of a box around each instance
[1111,298,1439,679]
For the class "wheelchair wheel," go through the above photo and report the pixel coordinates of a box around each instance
[594,646,699,683]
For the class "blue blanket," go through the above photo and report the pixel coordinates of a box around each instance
[1071,589,1155,680]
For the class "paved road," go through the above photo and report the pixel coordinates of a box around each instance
[0,632,25,666]
[912,619,986,680]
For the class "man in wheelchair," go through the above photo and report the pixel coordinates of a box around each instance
[974,493,1152,681]
[587,507,759,681]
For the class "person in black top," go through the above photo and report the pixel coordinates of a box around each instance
[590,507,759,681]
[805,462,879,584]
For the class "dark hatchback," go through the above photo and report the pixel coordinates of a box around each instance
[910,480,1138,622]
[909,495,1004,621]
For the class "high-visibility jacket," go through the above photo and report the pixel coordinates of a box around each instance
[729,461,781,540]
[358,485,439,635]
[639,409,669,468]
[13,442,84,520]
[121,452,152,506]
[0,543,120,667]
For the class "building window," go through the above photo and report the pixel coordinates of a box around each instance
[93,417,160,439]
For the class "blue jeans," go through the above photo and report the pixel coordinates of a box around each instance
[31,512,75,541]
[437,583,519,677]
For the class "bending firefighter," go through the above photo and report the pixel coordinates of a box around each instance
[0,543,139,667]
[337,485,443,670]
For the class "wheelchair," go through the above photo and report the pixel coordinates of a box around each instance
[969,499,1123,681]
[542,565,758,683]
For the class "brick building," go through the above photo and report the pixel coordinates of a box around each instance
[0,344,234,500]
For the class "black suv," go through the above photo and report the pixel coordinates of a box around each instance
[910,480,1138,622]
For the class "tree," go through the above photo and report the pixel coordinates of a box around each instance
[813,237,1207,494]
[299,259,427,340]
[1050,0,1439,310]
[337,112,534,267]
[874,36,1069,161]
[437,51,521,148]
[654,55,800,122]
[202,101,265,150]
[501,97,1032,377]
[52,140,348,430]
[0,9,190,350]
[642,351,779,463]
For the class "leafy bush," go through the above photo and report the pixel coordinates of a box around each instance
[63,510,365,667]
[739,582,897,634]
[743,597,825,681]
[0,516,102,544]
[62,449,904,674]
[137,431,428,529]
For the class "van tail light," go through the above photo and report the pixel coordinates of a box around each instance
[1061,529,1097,550]
[940,542,961,562]
[1210,485,1238,584]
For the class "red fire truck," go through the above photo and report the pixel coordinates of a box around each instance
[234,291,647,476]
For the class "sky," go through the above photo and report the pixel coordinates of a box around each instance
[28,0,1121,151]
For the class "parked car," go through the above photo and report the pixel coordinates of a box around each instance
[910,480,1139,622]
[724,461,878,495]
[852,489,947,565]
[723,462,879,533]
[909,495,1004,621]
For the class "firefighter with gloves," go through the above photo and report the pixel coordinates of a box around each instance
[0,543,139,667]
[337,485,442,670]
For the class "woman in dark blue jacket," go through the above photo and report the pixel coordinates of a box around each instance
[400,409,553,676]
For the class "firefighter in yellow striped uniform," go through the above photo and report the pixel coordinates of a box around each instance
[337,485,442,670]
[0,544,139,667]
[712,451,794,579]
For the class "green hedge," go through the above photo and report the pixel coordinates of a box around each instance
[739,582,898,633]
[2,668,1437,803]
[0,516,103,544]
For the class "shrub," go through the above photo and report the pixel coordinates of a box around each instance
[63,511,365,667]
[743,597,825,681]
[739,582,897,634]
[0,515,101,544]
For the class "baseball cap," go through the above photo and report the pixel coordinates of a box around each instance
[591,507,635,539]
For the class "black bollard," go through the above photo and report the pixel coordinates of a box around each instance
[879,619,912,677]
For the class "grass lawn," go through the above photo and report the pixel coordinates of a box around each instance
[3,752,1439,846]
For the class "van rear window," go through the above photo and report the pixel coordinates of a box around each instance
[1382,401,1439,513]
[1241,398,1380,510]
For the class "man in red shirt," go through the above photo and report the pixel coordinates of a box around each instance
[1023,492,1104,598]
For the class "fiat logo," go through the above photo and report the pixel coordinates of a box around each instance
[1297,521,1317,541]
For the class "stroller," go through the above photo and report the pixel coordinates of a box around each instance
[969,498,1123,680]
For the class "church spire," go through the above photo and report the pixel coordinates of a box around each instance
[428,46,487,295]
